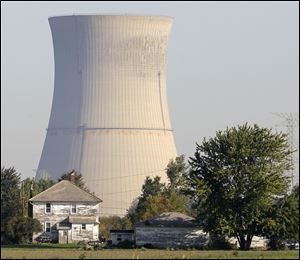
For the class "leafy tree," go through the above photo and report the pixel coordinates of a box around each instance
[263,185,299,249]
[5,216,42,244]
[1,167,43,244]
[127,176,164,224]
[21,178,56,217]
[1,167,21,243]
[58,170,90,192]
[165,155,188,194]
[141,192,189,220]
[127,156,192,224]
[99,216,132,239]
[183,124,293,250]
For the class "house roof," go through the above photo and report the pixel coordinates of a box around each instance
[29,180,102,203]
[69,215,99,224]
[135,212,199,228]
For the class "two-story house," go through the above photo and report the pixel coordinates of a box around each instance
[29,180,102,244]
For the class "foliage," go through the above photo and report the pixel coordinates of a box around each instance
[21,177,56,217]
[183,124,293,250]
[127,176,164,224]
[4,216,42,244]
[165,155,188,194]
[99,216,132,239]
[1,167,43,244]
[58,170,90,192]
[1,167,22,243]
[127,156,192,224]
[1,167,21,218]
[141,192,189,220]
[263,185,299,250]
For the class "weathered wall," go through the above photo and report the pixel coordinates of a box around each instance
[135,227,209,248]
[32,202,100,242]
[111,233,134,245]
[70,223,97,242]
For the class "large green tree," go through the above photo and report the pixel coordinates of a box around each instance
[183,124,293,250]
[1,167,42,244]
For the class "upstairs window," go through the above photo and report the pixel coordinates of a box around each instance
[81,224,86,230]
[71,204,77,214]
[45,203,51,213]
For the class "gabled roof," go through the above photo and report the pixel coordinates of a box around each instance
[135,212,199,228]
[29,180,102,203]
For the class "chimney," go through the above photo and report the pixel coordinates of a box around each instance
[70,172,76,184]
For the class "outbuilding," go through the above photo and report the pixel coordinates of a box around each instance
[110,230,135,246]
[135,212,209,248]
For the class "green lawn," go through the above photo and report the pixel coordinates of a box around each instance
[1,245,299,259]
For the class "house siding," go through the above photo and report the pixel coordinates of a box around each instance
[135,227,209,248]
[32,202,100,242]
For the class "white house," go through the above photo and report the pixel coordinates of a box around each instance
[29,180,102,244]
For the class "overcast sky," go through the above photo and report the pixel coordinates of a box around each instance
[1,1,299,183]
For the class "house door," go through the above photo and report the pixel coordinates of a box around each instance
[59,230,69,244]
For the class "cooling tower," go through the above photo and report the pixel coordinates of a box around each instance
[36,15,177,216]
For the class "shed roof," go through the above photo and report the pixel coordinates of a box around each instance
[29,180,102,203]
[135,212,199,228]
[110,230,134,234]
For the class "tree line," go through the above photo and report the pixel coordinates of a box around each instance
[1,123,299,250]
[0,169,88,244]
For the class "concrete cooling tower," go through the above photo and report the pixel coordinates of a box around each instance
[36,15,177,216]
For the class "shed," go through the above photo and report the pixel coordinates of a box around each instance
[135,212,209,248]
[110,230,135,246]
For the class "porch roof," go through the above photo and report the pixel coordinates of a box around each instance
[69,215,99,224]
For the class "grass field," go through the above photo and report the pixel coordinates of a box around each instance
[1,245,299,259]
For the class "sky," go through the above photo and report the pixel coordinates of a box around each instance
[1,1,299,184]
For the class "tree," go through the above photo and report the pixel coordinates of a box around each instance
[5,216,42,244]
[263,185,299,249]
[183,124,293,250]
[165,155,188,194]
[21,178,56,217]
[141,192,189,220]
[58,170,90,192]
[1,167,21,243]
[99,216,132,239]
[127,176,164,224]
[1,167,43,244]
[127,156,193,224]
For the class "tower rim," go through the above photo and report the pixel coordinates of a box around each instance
[48,14,173,22]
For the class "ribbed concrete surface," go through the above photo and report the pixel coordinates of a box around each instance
[36,15,177,216]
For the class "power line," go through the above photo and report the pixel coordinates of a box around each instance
[84,168,166,183]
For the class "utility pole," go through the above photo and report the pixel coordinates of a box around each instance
[272,112,299,189]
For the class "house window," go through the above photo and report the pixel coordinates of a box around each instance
[117,234,122,241]
[81,224,86,230]
[45,222,51,233]
[45,203,51,213]
[71,204,76,214]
